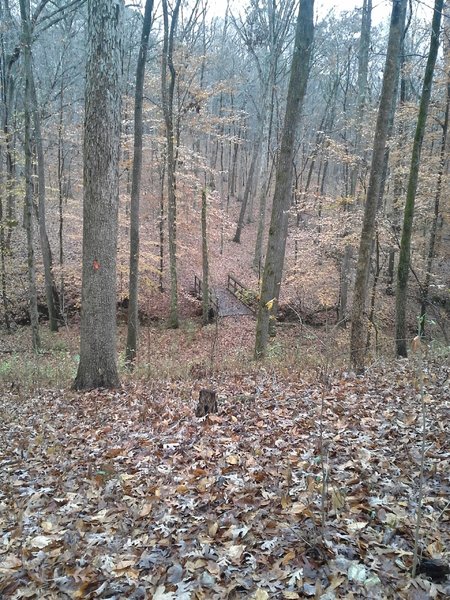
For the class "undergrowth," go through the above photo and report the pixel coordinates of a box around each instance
[1,319,448,393]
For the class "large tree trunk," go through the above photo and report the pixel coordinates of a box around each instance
[350,0,407,371]
[255,0,314,359]
[396,0,444,357]
[125,0,154,365]
[74,0,123,390]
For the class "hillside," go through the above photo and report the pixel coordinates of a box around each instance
[1,356,449,598]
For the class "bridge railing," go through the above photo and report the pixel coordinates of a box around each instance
[226,274,257,314]
[194,275,219,316]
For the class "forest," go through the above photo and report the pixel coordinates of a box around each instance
[0,0,449,597]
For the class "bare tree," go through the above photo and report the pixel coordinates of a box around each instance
[395,0,444,357]
[232,0,297,244]
[419,6,449,338]
[255,0,314,359]
[125,0,154,366]
[161,0,182,329]
[21,0,41,351]
[350,0,407,371]
[201,188,210,325]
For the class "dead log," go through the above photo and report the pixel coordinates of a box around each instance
[195,388,217,417]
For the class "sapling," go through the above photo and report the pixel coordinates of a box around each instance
[411,335,426,578]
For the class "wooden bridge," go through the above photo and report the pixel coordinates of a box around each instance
[193,274,255,318]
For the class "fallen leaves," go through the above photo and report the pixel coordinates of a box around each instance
[0,360,449,598]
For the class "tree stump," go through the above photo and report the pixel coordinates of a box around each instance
[195,389,218,417]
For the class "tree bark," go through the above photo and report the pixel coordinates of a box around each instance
[195,388,217,417]
[350,0,372,198]
[255,0,314,359]
[21,0,40,351]
[159,155,165,293]
[253,157,275,271]
[350,0,407,371]
[20,0,61,332]
[125,0,154,365]
[419,12,449,338]
[74,0,123,390]
[396,0,444,356]
[233,117,265,243]
[161,0,181,329]
[338,245,352,326]
[386,47,408,294]
[201,189,210,325]
[30,62,60,330]
[1,0,19,251]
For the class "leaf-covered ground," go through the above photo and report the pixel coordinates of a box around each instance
[1,361,449,599]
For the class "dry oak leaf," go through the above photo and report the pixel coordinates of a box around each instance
[0,555,22,572]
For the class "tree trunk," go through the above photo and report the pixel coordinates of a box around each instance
[255,0,314,359]
[366,230,381,353]
[1,0,19,251]
[125,0,154,365]
[57,69,66,315]
[1,1,20,330]
[233,117,265,243]
[419,15,449,338]
[0,186,9,330]
[338,0,371,328]
[21,1,40,352]
[74,0,123,390]
[201,189,211,325]
[338,245,352,326]
[232,0,291,243]
[386,48,408,295]
[195,389,217,417]
[229,121,240,198]
[159,155,165,293]
[30,65,60,330]
[161,0,181,329]
[350,0,372,198]
[253,157,275,271]
[350,0,407,371]
[158,153,167,292]
[396,0,444,356]
[20,0,60,332]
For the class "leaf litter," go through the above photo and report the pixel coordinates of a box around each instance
[0,360,449,599]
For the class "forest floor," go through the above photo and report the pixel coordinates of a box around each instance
[1,184,449,598]
[0,319,449,599]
